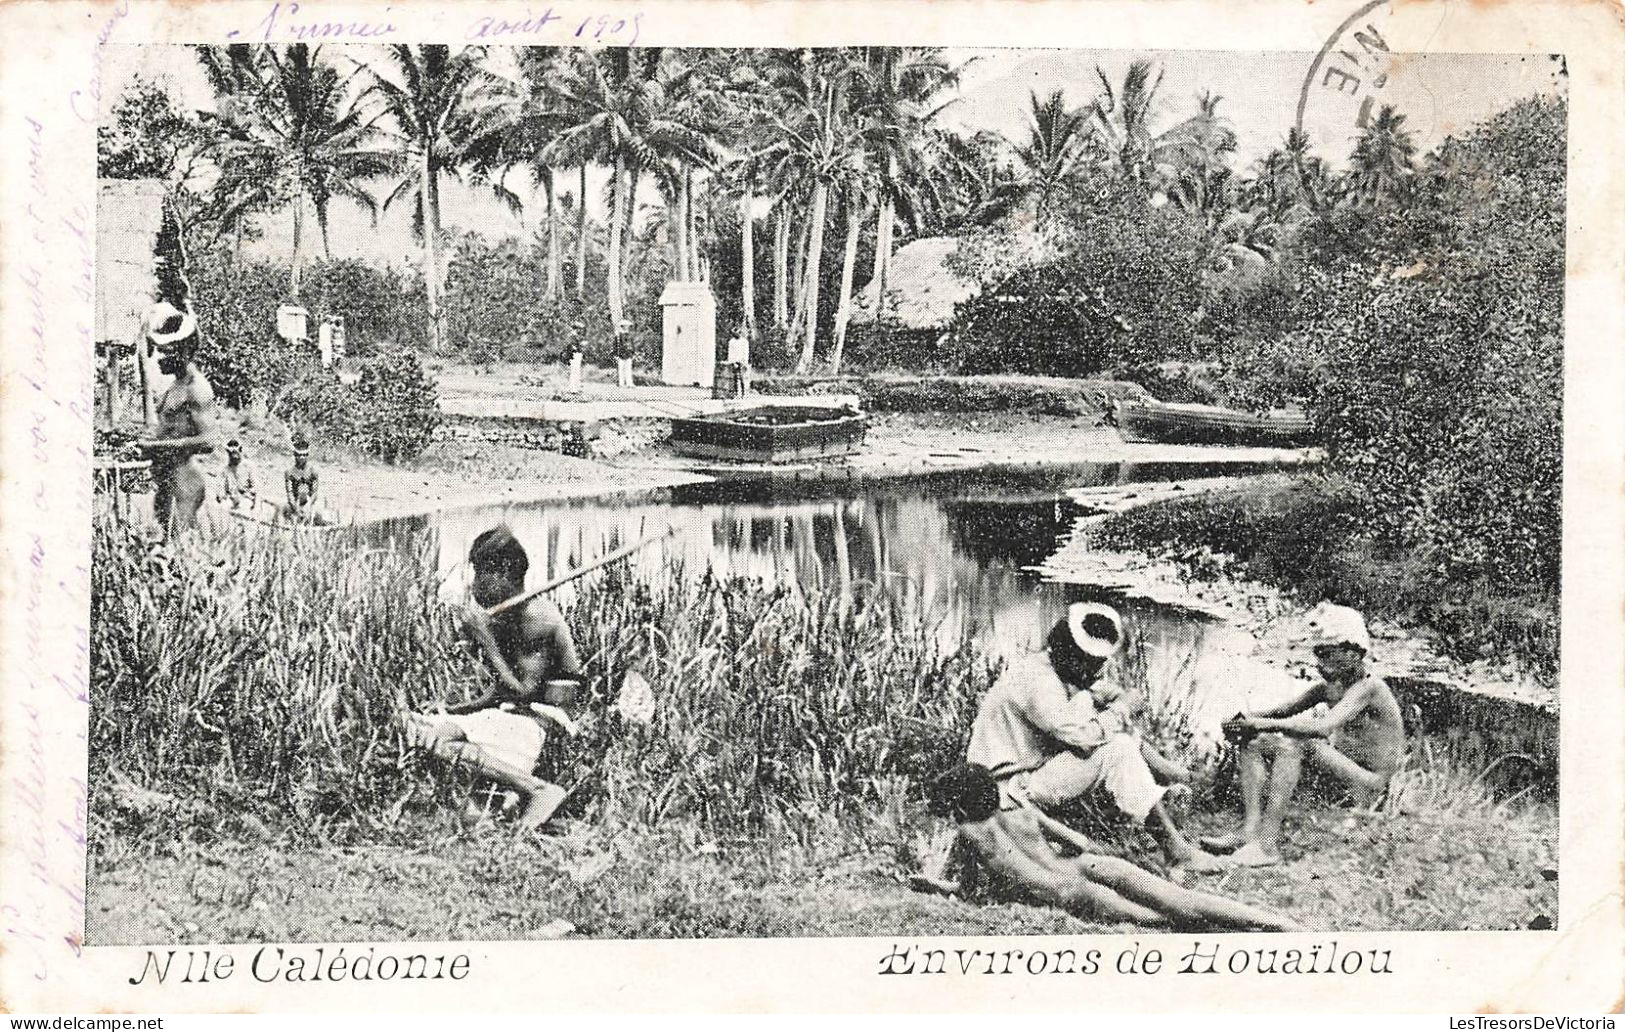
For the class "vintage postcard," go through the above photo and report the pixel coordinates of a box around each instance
[2,0,1621,1014]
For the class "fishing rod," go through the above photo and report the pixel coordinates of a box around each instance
[485,526,677,616]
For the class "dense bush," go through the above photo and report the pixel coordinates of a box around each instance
[273,367,355,442]
[274,351,442,463]
[1092,476,1558,682]
[438,230,652,365]
[189,249,302,409]
[1267,97,1564,592]
[348,350,442,463]
[189,246,430,405]
[303,259,427,357]
[947,175,1207,377]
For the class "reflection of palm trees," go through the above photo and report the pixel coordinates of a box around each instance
[427,491,1084,660]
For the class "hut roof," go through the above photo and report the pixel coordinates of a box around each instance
[850,237,981,331]
[851,229,1062,330]
[96,179,168,345]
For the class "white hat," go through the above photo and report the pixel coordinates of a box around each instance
[146,302,197,346]
[1305,603,1371,653]
[1066,602,1124,659]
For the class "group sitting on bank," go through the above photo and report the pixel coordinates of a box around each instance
[403,514,1398,930]
[916,598,1403,927]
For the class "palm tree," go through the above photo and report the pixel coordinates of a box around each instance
[757,49,868,373]
[547,48,721,327]
[715,58,775,336]
[196,43,393,299]
[359,44,507,351]
[1011,87,1094,215]
[1087,59,1236,195]
[855,47,963,335]
[1160,91,1237,200]
[929,128,1025,230]
[1162,95,1240,231]
[1086,59,1166,181]
[1249,126,1330,216]
[1347,104,1418,208]
[462,47,574,301]
[828,184,873,373]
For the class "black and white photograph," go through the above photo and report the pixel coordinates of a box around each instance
[79,27,1568,949]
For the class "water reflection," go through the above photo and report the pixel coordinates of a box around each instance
[382,462,1305,749]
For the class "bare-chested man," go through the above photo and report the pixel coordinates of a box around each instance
[219,438,257,513]
[282,433,332,525]
[407,525,584,828]
[137,303,218,539]
[1203,604,1407,867]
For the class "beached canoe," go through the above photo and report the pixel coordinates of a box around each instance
[669,405,868,463]
[1113,398,1315,448]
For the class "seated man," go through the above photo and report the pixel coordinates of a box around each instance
[925,763,1300,932]
[1204,603,1406,867]
[219,438,257,512]
[281,433,332,525]
[408,526,584,829]
[966,602,1221,873]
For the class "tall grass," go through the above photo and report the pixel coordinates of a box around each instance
[91,515,472,841]
[564,567,995,836]
[91,513,998,845]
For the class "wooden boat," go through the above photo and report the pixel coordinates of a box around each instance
[669,405,868,463]
[1113,398,1315,447]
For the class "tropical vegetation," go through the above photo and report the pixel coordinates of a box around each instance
[100,43,1565,642]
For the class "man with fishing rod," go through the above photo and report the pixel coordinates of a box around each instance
[408,524,667,829]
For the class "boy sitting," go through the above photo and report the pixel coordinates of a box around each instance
[1203,603,1406,867]
[408,526,584,828]
[919,763,1300,932]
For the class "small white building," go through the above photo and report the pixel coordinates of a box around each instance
[658,281,716,388]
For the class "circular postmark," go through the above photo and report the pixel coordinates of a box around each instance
[1296,0,1401,141]
[1296,1,1566,163]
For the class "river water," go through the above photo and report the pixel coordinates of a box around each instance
[408,462,1307,751]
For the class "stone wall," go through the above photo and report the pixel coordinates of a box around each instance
[440,415,669,459]
[758,373,1151,415]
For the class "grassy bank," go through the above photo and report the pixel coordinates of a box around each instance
[1089,475,1558,685]
[89,512,1555,941]
[90,513,994,848]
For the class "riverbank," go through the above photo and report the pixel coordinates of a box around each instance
[128,407,1316,529]
[1053,473,1557,703]
[1039,472,1558,799]
[89,486,1556,943]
